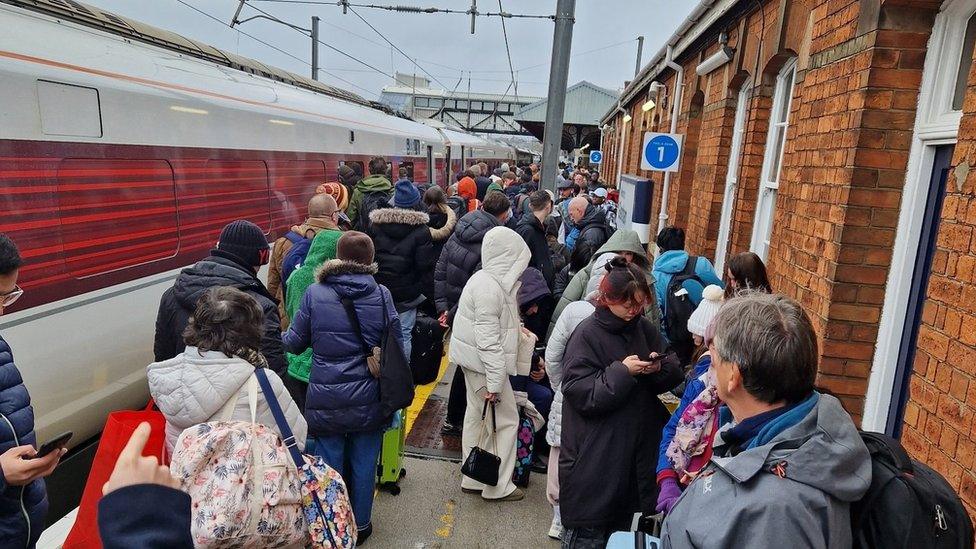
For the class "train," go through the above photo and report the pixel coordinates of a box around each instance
[0,0,519,452]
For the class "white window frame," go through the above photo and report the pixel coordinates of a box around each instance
[863,0,975,431]
[715,79,752,275]
[750,59,797,261]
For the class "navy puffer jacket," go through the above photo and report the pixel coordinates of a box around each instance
[0,336,47,549]
[282,260,401,436]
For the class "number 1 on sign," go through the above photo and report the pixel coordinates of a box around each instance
[658,147,665,163]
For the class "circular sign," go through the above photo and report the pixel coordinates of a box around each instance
[644,135,680,170]
[589,150,603,164]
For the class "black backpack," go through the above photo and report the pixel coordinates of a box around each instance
[356,190,391,233]
[852,431,974,549]
[664,256,703,365]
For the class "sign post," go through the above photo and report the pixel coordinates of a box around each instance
[589,150,603,164]
[641,132,683,172]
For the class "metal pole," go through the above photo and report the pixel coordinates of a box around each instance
[466,72,472,129]
[311,16,320,81]
[635,35,644,77]
[540,0,576,191]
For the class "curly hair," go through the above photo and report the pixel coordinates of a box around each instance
[183,286,266,365]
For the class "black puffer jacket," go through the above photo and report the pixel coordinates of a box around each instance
[369,207,436,310]
[433,209,500,316]
[515,214,555,289]
[576,204,611,251]
[559,307,682,529]
[153,251,286,376]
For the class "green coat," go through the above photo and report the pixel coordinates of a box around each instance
[547,229,661,338]
[285,227,343,382]
[347,174,393,225]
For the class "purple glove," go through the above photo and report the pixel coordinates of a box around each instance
[655,477,682,514]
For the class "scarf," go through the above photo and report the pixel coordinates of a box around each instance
[666,367,721,480]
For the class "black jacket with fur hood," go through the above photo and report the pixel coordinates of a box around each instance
[369,207,437,310]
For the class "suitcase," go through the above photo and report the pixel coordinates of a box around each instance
[410,311,446,385]
[607,513,663,549]
[376,409,406,495]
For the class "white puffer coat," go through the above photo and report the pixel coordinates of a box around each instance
[148,346,307,454]
[449,226,531,394]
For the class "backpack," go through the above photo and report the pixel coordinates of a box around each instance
[280,231,310,294]
[852,431,974,549]
[446,195,468,220]
[169,373,357,548]
[356,190,392,233]
[664,256,703,365]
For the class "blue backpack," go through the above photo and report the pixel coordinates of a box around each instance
[280,231,312,295]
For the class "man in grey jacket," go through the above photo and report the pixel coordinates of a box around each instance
[661,292,872,549]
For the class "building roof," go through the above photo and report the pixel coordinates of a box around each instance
[515,81,619,126]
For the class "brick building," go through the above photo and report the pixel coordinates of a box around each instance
[600,0,976,514]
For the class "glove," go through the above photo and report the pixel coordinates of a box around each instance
[655,477,682,515]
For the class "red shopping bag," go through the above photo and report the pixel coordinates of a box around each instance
[62,401,167,549]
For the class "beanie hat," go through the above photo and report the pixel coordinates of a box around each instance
[216,220,269,267]
[317,181,349,211]
[392,179,421,209]
[486,182,504,194]
[687,284,724,338]
[336,231,374,266]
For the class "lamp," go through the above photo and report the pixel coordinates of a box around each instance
[641,99,655,112]
[623,113,633,123]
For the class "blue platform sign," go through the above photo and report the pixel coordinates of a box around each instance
[641,132,683,172]
[589,150,603,164]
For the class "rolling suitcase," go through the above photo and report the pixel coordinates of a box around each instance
[606,513,663,549]
[410,311,446,385]
[377,409,406,495]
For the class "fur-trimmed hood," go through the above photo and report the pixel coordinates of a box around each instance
[316,259,379,282]
[369,207,430,226]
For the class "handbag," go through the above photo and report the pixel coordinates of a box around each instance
[63,401,167,549]
[460,400,501,487]
[340,289,415,416]
[254,368,357,549]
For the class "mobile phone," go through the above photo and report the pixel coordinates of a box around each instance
[33,431,72,459]
[645,353,672,364]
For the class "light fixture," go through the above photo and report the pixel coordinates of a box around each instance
[579,143,590,151]
[649,81,665,94]
[170,105,209,115]
[641,99,656,112]
[696,46,734,76]
[623,113,632,123]
[268,119,295,126]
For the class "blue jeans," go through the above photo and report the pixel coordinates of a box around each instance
[308,430,384,529]
[399,307,417,360]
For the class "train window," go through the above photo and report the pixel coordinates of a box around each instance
[400,161,415,180]
[271,160,326,230]
[194,160,272,237]
[349,130,355,143]
[37,80,103,138]
[56,159,177,277]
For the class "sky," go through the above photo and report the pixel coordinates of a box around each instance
[79,0,697,101]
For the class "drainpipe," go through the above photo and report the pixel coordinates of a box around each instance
[656,44,684,254]
[613,101,627,186]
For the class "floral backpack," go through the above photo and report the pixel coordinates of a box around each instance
[170,369,356,548]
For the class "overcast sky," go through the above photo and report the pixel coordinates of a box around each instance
[80,0,696,100]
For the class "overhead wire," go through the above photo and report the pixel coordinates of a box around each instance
[496,0,518,104]
[251,0,555,20]
[172,0,379,98]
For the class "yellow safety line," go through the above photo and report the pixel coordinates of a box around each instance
[405,355,450,435]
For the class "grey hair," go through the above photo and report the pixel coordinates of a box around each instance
[711,291,817,404]
[468,164,482,176]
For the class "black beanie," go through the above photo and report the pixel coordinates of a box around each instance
[216,220,269,267]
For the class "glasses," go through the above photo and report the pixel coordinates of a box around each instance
[1,285,23,308]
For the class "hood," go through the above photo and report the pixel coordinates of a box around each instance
[458,177,477,200]
[518,267,550,307]
[577,203,606,229]
[303,228,342,269]
[357,174,393,193]
[481,226,531,292]
[712,393,872,503]
[369,207,430,233]
[654,249,695,274]
[455,209,500,245]
[593,229,649,270]
[147,347,254,429]
[585,252,618,295]
[173,256,266,310]
[316,259,380,300]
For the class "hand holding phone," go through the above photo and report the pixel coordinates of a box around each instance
[34,431,72,460]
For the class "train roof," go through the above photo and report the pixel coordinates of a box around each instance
[2,0,373,108]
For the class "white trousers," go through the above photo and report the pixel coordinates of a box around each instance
[459,367,519,499]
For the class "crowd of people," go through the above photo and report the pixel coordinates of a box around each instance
[0,156,878,549]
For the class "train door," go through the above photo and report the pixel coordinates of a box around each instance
[427,145,435,187]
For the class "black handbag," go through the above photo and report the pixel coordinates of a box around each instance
[460,400,501,486]
[340,290,415,417]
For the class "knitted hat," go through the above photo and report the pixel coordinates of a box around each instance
[392,179,421,209]
[687,284,724,337]
[486,182,504,194]
[216,220,269,267]
[336,231,374,266]
[317,181,349,211]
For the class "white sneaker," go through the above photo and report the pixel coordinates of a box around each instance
[548,505,564,540]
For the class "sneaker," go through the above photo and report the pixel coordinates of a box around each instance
[461,487,481,494]
[357,523,373,545]
[530,456,548,474]
[548,505,564,540]
[489,488,525,502]
[441,422,462,437]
